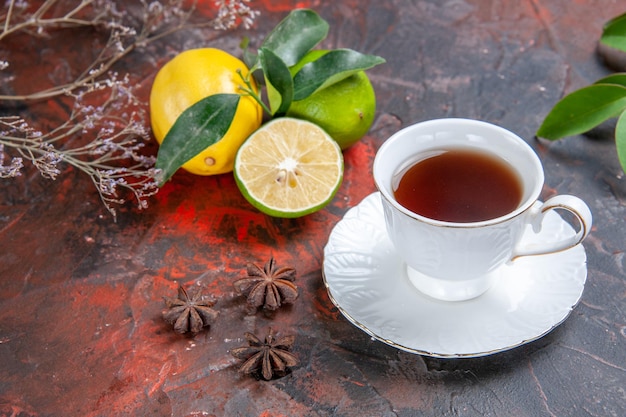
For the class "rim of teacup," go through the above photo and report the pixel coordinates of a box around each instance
[373,118,544,228]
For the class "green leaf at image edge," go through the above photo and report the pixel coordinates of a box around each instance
[594,73,626,88]
[601,12,626,53]
[616,110,626,173]
[536,84,626,140]
[155,93,240,185]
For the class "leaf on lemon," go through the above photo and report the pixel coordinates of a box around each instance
[259,48,294,116]
[248,9,329,68]
[292,49,386,100]
[601,12,626,52]
[155,93,240,184]
[536,84,626,140]
[616,110,626,173]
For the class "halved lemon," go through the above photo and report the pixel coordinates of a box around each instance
[234,118,344,218]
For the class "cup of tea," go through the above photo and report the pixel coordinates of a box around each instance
[373,118,592,301]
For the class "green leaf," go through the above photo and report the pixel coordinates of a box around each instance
[601,12,626,52]
[594,72,626,88]
[258,9,329,67]
[155,94,240,184]
[292,49,386,100]
[536,84,626,140]
[259,48,294,116]
[616,110,626,173]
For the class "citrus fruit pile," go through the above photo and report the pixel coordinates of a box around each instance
[149,9,384,218]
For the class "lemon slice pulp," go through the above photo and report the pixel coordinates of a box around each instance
[234,118,344,218]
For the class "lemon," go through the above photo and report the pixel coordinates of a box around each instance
[286,50,376,149]
[150,48,263,175]
[234,118,344,218]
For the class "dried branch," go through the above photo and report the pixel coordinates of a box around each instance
[0,0,260,219]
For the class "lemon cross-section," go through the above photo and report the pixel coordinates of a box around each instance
[234,118,344,218]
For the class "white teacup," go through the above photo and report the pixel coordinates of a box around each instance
[373,118,592,302]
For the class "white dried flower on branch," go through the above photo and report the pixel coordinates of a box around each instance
[0,74,160,217]
[0,0,259,219]
[213,0,259,30]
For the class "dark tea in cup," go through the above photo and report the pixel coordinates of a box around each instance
[374,118,592,300]
[393,148,523,223]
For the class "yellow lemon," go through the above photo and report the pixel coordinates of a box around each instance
[150,48,263,175]
[286,50,377,149]
[234,118,343,218]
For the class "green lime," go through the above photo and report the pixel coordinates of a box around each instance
[234,118,344,218]
[286,50,377,149]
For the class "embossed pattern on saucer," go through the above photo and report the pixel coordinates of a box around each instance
[322,192,587,358]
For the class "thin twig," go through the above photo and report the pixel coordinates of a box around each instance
[0,0,260,219]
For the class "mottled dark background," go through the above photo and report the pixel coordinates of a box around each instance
[1,0,625,416]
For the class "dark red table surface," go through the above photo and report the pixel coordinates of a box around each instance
[1,1,625,416]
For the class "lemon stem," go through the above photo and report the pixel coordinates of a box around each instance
[237,68,271,115]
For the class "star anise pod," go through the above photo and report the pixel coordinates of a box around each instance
[230,329,299,380]
[233,257,298,312]
[162,285,218,334]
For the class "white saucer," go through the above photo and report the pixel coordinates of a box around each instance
[322,192,587,358]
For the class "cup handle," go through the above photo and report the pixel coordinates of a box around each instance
[511,195,593,260]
